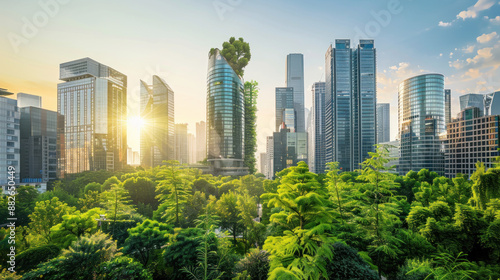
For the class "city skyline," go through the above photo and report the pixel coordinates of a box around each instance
[1,0,500,157]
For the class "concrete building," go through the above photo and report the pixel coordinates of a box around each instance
[188,133,196,164]
[174,123,189,164]
[17,92,42,108]
[0,97,20,186]
[196,121,206,162]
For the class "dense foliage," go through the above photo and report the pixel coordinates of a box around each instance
[2,147,500,279]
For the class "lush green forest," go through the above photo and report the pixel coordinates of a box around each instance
[2,147,500,279]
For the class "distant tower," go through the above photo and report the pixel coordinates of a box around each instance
[286,54,305,132]
[140,75,175,168]
[196,121,206,162]
[312,82,326,173]
[174,123,188,164]
[376,103,390,143]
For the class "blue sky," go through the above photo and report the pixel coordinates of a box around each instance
[1,0,499,160]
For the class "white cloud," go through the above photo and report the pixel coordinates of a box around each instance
[466,47,494,64]
[457,0,496,19]
[477,31,498,43]
[439,53,443,57]
[438,21,452,27]
[450,52,454,58]
[462,45,475,53]
[490,15,500,23]
[449,59,464,69]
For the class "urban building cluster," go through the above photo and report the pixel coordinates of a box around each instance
[1,40,499,193]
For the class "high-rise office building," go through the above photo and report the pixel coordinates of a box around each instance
[273,124,308,177]
[17,92,42,108]
[445,107,500,178]
[325,39,376,171]
[376,103,390,143]
[260,152,267,175]
[275,87,295,132]
[460,92,500,116]
[0,97,20,186]
[265,136,274,179]
[206,48,247,176]
[174,123,188,164]
[58,58,127,174]
[307,107,314,170]
[140,75,175,168]
[188,133,196,164]
[399,73,445,175]
[445,89,451,125]
[196,121,206,162]
[312,82,326,174]
[286,54,305,132]
[20,106,64,182]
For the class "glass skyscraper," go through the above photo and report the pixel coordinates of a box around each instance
[206,48,247,175]
[286,54,305,132]
[0,97,19,185]
[140,75,175,168]
[174,123,188,164]
[445,89,451,125]
[275,87,295,132]
[325,39,376,171]
[312,82,326,173]
[376,103,390,143]
[460,92,500,116]
[58,58,127,174]
[20,106,64,182]
[398,73,445,175]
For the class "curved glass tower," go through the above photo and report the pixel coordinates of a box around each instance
[206,49,246,175]
[398,73,445,175]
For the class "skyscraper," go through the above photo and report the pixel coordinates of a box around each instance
[188,133,196,164]
[259,152,267,175]
[286,54,305,132]
[325,39,376,171]
[174,123,188,164]
[460,92,500,116]
[265,136,274,179]
[20,106,64,182]
[445,89,451,125]
[275,87,295,131]
[312,82,326,174]
[376,103,390,143]
[0,97,20,185]
[206,48,247,175]
[17,92,42,108]
[58,58,127,174]
[196,121,207,162]
[140,75,175,168]
[399,73,445,175]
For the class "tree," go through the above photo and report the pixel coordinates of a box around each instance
[244,81,259,174]
[50,208,102,248]
[234,249,270,280]
[78,190,101,212]
[122,177,158,209]
[356,145,402,278]
[28,197,73,243]
[237,193,258,252]
[13,185,39,226]
[100,182,135,233]
[23,231,119,280]
[211,37,251,77]
[123,219,172,266]
[156,161,194,227]
[324,243,379,280]
[16,244,60,273]
[215,192,242,243]
[98,256,152,280]
[164,228,205,279]
[262,162,336,279]
[470,162,500,210]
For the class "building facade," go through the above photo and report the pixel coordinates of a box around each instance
[398,73,445,176]
[206,48,247,175]
[275,87,295,132]
[286,54,305,132]
[0,97,20,185]
[445,107,500,178]
[259,152,267,175]
[273,125,308,178]
[265,136,274,179]
[140,75,175,168]
[174,123,188,164]
[20,107,64,182]
[460,92,500,116]
[17,92,42,108]
[188,133,196,164]
[325,39,376,171]
[312,82,326,173]
[445,89,451,125]
[377,103,390,143]
[58,58,127,174]
[196,121,206,162]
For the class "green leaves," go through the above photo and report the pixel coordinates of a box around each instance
[219,37,251,77]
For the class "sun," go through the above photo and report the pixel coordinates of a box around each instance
[128,116,145,128]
